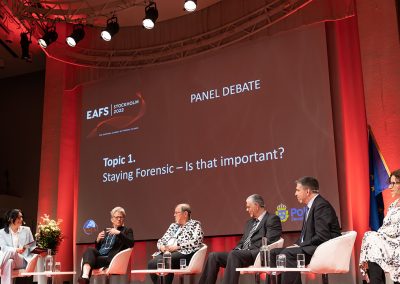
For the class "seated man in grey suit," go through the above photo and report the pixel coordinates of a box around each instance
[198,194,282,284]
[270,176,341,284]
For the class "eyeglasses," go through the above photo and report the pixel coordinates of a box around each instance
[113,216,124,220]
[388,182,400,188]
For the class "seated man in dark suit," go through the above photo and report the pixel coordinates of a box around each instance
[270,176,341,284]
[78,206,134,284]
[198,194,282,284]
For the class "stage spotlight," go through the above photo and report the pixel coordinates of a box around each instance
[142,2,158,29]
[66,24,85,47]
[20,32,32,61]
[184,0,197,12]
[101,16,120,41]
[38,27,58,49]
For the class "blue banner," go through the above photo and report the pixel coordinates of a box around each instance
[368,129,389,231]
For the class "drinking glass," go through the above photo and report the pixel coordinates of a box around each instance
[54,262,61,272]
[157,259,165,270]
[180,259,187,269]
[276,254,286,268]
[297,254,305,268]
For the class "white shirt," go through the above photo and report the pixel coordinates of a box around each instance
[10,226,22,249]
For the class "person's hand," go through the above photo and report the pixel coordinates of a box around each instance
[107,228,121,235]
[16,247,25,254]
[167,245,179,252]
[160,245,167,253]
[96,230,105,242]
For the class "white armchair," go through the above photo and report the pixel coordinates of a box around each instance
[306,231,357,283]
[90,248,133,283]
[174,244,208,283]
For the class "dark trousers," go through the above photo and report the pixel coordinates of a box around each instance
[270,247,312,284]
[367,262,386,284]
[148,251,194,284]
[198,250,255,284]
[81,247,110,278]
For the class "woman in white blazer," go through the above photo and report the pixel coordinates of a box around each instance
[0,209,35,284]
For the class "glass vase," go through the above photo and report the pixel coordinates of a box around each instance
[44,249,54,272]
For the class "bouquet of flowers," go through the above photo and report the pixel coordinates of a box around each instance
[35,214,63,253]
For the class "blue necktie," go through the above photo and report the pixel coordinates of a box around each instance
[300,206,309,242]
[242,219,259,249]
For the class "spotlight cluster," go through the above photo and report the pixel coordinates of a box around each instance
[143,1,197,29]
[38,1,198,48]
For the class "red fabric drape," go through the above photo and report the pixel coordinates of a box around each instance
[326,16,369,282]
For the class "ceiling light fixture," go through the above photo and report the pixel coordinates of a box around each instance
[184,0,197,12]
[66,24,85,47]
[38,26,58,49]
[142,2,158,30]
[101,16,120,41]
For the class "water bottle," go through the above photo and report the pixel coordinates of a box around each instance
[259,237,270,267]
[163,251,172,269]
[44,249,54,272]
[259,245,270,267]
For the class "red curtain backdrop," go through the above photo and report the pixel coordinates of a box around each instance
[37,54,81,271]
[326,17,369,280]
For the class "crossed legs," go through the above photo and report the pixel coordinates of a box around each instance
[79,247,109,283]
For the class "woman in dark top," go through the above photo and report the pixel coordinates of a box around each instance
[78,206,134,284]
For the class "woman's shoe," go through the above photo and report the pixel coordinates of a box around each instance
[78,277,90,284]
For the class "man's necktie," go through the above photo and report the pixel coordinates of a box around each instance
[242,219,259,249]
[300,206,309,242]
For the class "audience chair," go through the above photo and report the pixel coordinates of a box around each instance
[174,244,208,284]
[306,231,357,284]
[90,248,133,284]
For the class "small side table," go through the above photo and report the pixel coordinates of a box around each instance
[20,271,76,284]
